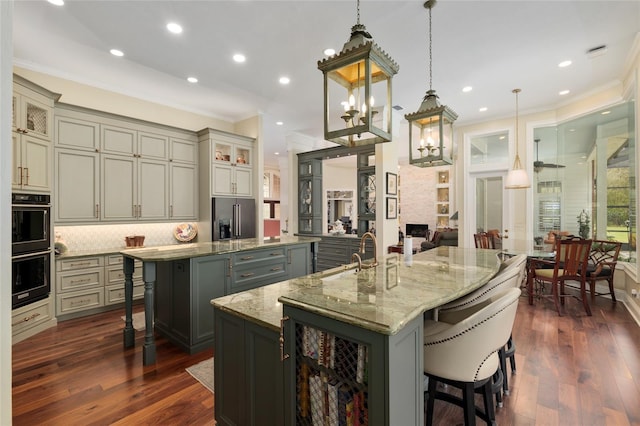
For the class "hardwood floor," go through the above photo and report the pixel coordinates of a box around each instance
[12,295,640,425]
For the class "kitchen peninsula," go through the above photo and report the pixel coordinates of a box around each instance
[120,236,319,365]
[211,246,502,426]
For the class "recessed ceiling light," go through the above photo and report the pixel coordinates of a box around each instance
[110,49,124,57]
[569,128,576,132]
[558,60,572,68]
[479,107,487,112]
[275,152,280,156]
[499,136,505,140]
[462,86,472,93]
[276,121,283,126]
[279,76,290,85]
[166,22,183,34]
[559,90,570,96]
[47,0,64,5]
[187,77,198,83]
[601,110,611,115]
[324,48,336,56]
[233,54,246,63]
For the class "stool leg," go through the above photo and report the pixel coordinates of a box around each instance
[463,382,476,426]
[499,347,508,397]
[426,376,437,426]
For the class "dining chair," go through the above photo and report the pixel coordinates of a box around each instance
[587,240,622,302]
[423,288,521,426]
[474,232,495,249]
[527,236,593,316]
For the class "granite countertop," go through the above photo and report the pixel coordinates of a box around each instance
[212,246,502,335]
[120,236,321,261]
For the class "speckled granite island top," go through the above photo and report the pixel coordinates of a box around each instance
[212,246,502,335]
[119,236,320,261]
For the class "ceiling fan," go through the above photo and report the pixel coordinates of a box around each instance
[534,139,566,172]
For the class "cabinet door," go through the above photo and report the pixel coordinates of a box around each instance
[170,137,197,164]
[170,163,197,219]
[138,131,168,160]
[138,158,168,220]
[21,134,51,192]
[13,88,52,140]
[11,133,21,189]
[288,244,310,279]
[55,149,100,222]
[212,163,234,196]
[102,154,136,221]
[55,116,99,151]
[191,255,229,345]
[234,167,253,197]
[101,124,137,156]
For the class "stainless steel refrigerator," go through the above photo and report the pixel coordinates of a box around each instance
[212,197,256,240]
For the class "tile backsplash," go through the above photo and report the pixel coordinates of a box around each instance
[55,222,198,252]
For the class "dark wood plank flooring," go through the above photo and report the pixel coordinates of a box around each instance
[12,295,640,425]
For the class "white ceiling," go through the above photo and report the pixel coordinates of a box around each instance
[12,1,640,167]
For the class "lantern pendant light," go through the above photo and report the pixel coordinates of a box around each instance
[406,0,458,167]
[504,88,531,189]
[317,0,399,147]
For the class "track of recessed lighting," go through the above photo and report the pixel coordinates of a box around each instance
[166,22,183,34]
[233,54,246,63]
[279,77,290,85]
[110,49,124,57]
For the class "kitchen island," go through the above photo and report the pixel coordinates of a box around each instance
[120,236,319,365]
[211,246,502,426]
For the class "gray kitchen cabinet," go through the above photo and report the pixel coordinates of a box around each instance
[288,243,312,278]
[214,309,283,426]
[155,255,229,354]
[12,76,58,193]
[282,305,424,426]
[102,153,169,221]
[169,162,198,219]
[54,104,196,223]
[55,148,100,222]
[316,235,373,272]
[229,247,288,294]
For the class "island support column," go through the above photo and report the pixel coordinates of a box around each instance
[142,261,157,365]
[122,256,135,348]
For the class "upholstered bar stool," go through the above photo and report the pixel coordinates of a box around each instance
[437,265,523,400]
[423,288,521,426]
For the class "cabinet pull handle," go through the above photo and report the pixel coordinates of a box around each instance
[23,312,41,322]
[240,256,254,261]
[270,252,281,256]
[95,204,99,218]
[240,272,255,278]
[280,316,290,361]
[287,250,292,264]
[17,166,22,185]
[24,168,29,185]
[70,277,92,285]
[70,261,92,267]
[270,267,282,272]
[138,205,142,217]
[227,259,232,277]
[170,205,173,217]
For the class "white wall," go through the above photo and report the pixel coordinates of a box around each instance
[1,2,13,422]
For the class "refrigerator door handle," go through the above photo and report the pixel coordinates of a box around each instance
[237,203,242,237]
[232,203,238,238]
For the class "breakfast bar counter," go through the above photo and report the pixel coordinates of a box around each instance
[211,246,502,425]
[120,236,319,365]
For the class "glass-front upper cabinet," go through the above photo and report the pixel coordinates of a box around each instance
[214,140,251,167]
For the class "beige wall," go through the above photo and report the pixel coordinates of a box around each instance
[14,66,236,133]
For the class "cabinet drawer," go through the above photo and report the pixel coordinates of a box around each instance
[57,268,103,293]
[105,265,142,285]
[230,260,288,293]
[57,256,103,271]
[12,297,53,335]
[233,247,286,266]
[105,283,144,305]
[57,288,104,314]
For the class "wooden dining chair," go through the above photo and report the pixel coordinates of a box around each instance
[527,236,593,316]
[587,240,622,302]
[474,232,495,249]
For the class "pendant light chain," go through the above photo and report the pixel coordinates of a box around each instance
[356,0,360,25]
[428,4,433,92]
[514,88,521,157]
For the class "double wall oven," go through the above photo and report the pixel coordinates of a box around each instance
[12,193,52,309]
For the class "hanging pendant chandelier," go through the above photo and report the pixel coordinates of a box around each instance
[504,88,531,189]
[406,0,457,167]
[317,0,399,147]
